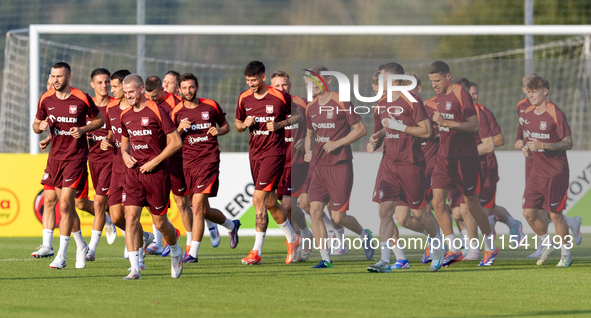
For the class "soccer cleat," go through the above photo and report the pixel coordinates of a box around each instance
[573,216,583,245]
[362,229,375,260]
[285,234,301,264]
[124,246,129,259]
[478,248,499,266]
[527,240,544,258]
[76,245,89,269]
[556,254,573,268]
[462,249,480,261]
[536,245,556,265]
[241,250,262,265]
[123,270,141,280]
[430,244,447,272]
[367,260,391,273]
[421,239,432,264]
[85,249,96,262]
[391,259,410,270]
[182,254,198,263]
[209,224,221,248]
[127,262,146,271]
[442,251,463,267]
[49,255,67,269]
[104,222,117,245]
[229,219,241,249]
[509,220,525,248]
[293,245,304,262]
[32,245,54,258]
[171,245,183,278]
[312,260,333,268]
[146,243,163,255]
[184,245,191,258]
[161,228,181,258]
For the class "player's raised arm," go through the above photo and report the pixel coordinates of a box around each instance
[120,135,136,169]
[304,128,314,162]
[433,112,479,133]
[267,106,303,132]
[324,119,367,153]
[478,136,495,155]
[71,112,104,139]
[33,118,48,134]
[528,135,573,152]
[139,130,181,174]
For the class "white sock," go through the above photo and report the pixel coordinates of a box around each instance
[483,234,496,252]
[105,214,112,225]
[169,243,182,257]
[43,229,53,248]
[561,243,571,257]
[72,230,86,249]
[319,248,331,262]
[189,241,201,258]
[58,235,70,258]
[205,219,215,229]
[222,218,235,231]
[461,229,468,239]
[564,216,576,229]
[253,232,266,256]
[120,229,126,237]
[336,227,345,241]
[185,232,192,247]
[539,233,549,247]
[300,226,312,238]
[88,230,102,252]
[129,251,140,272]
[446,233,459,252]
[391,244,407,260]
[506,216,517,228]
[380,242,391,263]
[278,219,297,243]
[323,214,336,237]
[153,224,162,247]
[138,248,144,267]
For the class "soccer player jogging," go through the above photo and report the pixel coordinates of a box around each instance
[235,61,301,265]
[33,62,105,269]
[469,81,524,248]
[427,61,498,268]
[163,70,181,96]
[144,76,187,256]
[520,76,574,267]
[304,65,373,269]
[270,71,314,262]
[172,72,241,264]
[85,68,118,261]
[119,74,183,280]
[514,74,582,258]
[366,63,443,273]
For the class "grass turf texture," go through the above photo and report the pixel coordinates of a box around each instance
[1,236,590,318]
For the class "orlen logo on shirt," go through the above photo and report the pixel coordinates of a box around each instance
[127,129,153,136]
[315,136,329,142]
[285,123,299,130]
[191,123,211,130]
[524,130,550,140]
[312,123,336,129]
[441,113,455,120]
[49,115,77,123]
[188,136,209,144]
[285,137,294,143]
[112,126,123,134]
[132,143,149,150]
[115,139,122,149]
[254,116,275,123]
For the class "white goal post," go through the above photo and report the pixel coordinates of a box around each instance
[28,24,591,154]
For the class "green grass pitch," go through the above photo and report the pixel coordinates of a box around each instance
[1,236,590,317]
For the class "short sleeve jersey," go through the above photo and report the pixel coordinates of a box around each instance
[422,98,440,162]
[306,92,361,166]
[373,93,429,165]
[158,92,183,161]
[35,88,100,161]
[120,101,177,170]
[285,95,307,167]
[433,84,478,158]
[474,104,493,145]
[516,98,531,142]
[522,102,571,178]
[478,103,501,171]
[235,86,290,160]
[87,96,116,163]
[105,100,128,174]
[171,98,227,166]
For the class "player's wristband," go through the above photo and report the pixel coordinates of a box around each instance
[381,118,406,132]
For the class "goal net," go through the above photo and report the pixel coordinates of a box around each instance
[1,29,590,153]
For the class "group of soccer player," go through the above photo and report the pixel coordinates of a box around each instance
[31,58,583,279]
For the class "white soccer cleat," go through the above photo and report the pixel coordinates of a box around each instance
[49,255,67,269]
[123,270,141,280]
[85,249,96,262]
[573,216,583,245]
[76,245,89,269]
[556,254,573,268]
[105,222,117,245]
[536,245,556,266]
[209,224,221,248]
[462,249,480,261]
[171,245,183,278]
[32,245,54,258]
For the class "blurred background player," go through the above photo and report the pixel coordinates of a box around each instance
[520,75,574,267]
[163,70,181,96]
[366,63,443,273]
[428,61,498,267]
[119,74,183,279]
[172,72,240,264]
[85,68,118,261]
[235,61,301,265]
[304,65,373,269]
[33,62,104,269]
[270,71,313,262]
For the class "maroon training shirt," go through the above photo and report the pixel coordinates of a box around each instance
[87,96,116,163]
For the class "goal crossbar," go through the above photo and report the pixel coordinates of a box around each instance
[27,24,591,154]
